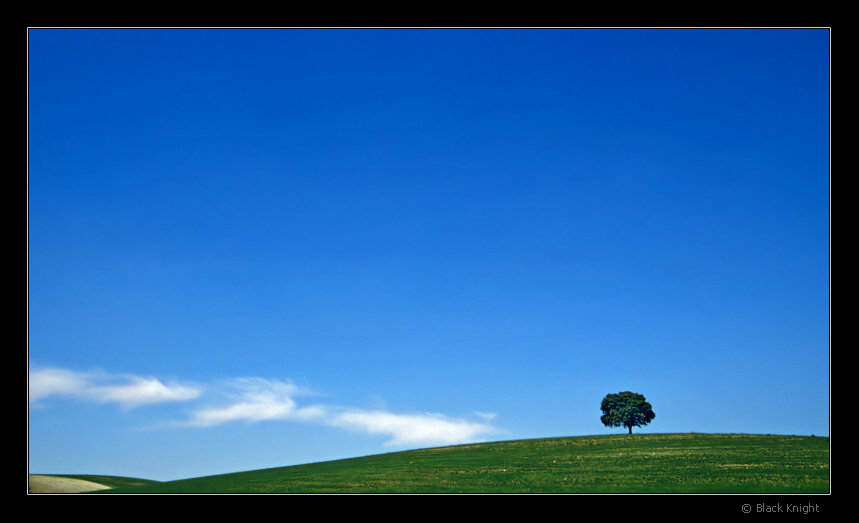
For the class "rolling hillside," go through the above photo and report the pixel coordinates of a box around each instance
[28,474,160,493]
[65,433,830,494]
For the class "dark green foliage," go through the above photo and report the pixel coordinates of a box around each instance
[600,391,656,434]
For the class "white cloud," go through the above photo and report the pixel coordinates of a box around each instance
[327,409,500,448]
[28,367,90,405]
[28,366,201,409]
[184,377,326,427]
[182,378,500,448]
[29,366,501,449]
[93,376,201,408]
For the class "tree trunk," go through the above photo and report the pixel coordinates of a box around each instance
[628,425,632,435]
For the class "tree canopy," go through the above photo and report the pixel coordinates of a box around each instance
[600,391,655,434]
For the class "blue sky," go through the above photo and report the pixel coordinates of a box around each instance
[28,28,830,482]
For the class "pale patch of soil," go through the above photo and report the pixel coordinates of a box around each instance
[28,475,111,493]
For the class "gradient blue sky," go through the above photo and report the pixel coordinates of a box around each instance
[28,28,830,482]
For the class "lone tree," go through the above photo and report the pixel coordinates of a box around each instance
[600,391,655,434]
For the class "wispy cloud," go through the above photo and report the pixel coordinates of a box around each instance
[326,409,500,447]
[182,377,499,447]
[29,366,501,449]
[184,377,327,427]
[28,366,201,409]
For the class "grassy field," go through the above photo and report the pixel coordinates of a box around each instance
[28,474,160,493]
[85,433,829,494]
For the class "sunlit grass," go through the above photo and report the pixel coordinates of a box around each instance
[102,433,829,494]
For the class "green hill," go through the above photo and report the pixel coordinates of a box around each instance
[94,433,828,494]
[28,474,160,493]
